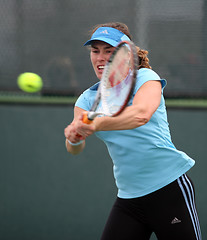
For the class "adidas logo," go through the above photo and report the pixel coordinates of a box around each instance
[100,30,109,34]
[171,217,181,224]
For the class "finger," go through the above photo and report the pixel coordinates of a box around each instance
[76,128,93,138]
[64,124,76,138]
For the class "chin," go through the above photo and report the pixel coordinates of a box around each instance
[96,73,102,80]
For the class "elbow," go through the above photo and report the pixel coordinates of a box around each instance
[134,116,149,127]
[134,110,151,127]
[142,116,150,125]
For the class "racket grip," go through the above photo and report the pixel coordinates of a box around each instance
[75,112,93,138]
[82,112,93,124]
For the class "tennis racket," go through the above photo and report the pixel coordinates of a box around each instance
[83,40,138,124]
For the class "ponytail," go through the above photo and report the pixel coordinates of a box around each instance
[136,47,152,69]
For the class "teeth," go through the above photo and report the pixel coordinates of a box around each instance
[98,66,104,70]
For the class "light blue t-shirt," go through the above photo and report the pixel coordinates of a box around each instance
[75,68,195,199]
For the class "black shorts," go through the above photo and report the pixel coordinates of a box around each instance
[101,174,202,240]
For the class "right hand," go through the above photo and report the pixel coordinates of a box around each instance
[64,112,96,143]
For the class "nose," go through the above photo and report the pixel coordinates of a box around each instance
[97,51,106,62]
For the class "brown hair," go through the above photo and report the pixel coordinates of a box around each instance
[90,22,152,69]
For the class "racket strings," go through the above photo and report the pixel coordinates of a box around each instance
[108,49,131,89]
[101,42,136,116]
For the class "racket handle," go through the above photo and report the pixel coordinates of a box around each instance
[75,112,93,138]
[82,112,93,124]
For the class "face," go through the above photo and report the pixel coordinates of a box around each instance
[90,41,115,80]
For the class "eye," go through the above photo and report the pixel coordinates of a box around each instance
[91,48,99,54]
[105,47,114,54]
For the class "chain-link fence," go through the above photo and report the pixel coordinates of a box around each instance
[0,0,206,97]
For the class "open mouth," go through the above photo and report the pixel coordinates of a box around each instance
[97,65,105,71]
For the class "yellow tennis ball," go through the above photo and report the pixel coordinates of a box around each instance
[17,72,43,93]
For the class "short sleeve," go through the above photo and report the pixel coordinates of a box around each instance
[75,90,91,111]
[134,68,167,94]
[75,83,99,111]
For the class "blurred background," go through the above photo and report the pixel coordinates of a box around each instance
[0,0,207,239]
[0,0,206,97]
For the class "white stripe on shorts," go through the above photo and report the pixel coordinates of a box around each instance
[177,174,202,240]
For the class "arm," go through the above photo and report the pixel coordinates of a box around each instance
[64,80,162,154]
[64,107,88,155]
[65,137,85,155]
[94,80,162,131]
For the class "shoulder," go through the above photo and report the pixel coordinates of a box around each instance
[138,68,161,80]
[75,82,99,110]
[136,68,167,91]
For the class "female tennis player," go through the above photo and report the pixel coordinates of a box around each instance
[64,22,202,240]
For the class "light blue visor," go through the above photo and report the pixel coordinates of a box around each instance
[84,27,130,47]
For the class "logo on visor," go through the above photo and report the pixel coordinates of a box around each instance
[100,30,109,34]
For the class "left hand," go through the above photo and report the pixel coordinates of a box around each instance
[64,112,96,140]
[75,112,96,138]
